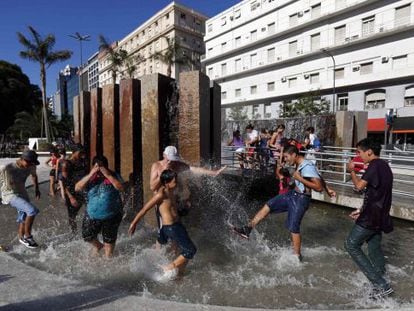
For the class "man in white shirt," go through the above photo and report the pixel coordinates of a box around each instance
[0,150,41,248]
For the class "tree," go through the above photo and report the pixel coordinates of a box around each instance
[280,90,331,118]
[98,35,128,82]
[17,26,72,142]
[0,61,42,133]
[227,106,248,121]
[123,53,145,79]
[151,36,195,77]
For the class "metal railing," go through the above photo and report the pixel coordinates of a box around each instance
[222,145,414,198]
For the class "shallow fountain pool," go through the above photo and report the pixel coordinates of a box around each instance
[1,178,413,310]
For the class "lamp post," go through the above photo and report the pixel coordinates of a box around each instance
[68,32,90,93]
[321,48,336,112]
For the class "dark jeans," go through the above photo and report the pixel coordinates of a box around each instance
[344,224,389,289]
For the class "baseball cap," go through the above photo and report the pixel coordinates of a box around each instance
[163,146,181,161]
[21,150,40,165]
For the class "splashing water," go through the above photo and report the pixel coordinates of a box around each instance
[2,179,414,309]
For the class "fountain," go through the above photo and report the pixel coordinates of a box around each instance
[1,71,413,309]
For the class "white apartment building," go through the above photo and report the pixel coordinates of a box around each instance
[99,2,207,85]
[203,0,414,140]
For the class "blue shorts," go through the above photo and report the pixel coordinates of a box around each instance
[157,223,197,259]
[266,191,311,234]
[9,196,39,223]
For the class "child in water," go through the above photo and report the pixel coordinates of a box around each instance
[128,169,197,280]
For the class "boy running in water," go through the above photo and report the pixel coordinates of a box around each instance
[129,169,196,279]
[233,145,335,261]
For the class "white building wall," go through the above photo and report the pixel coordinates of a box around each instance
[203,0,414,120]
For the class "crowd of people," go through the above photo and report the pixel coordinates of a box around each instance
[0,138,395,298]
[228,124,321,171]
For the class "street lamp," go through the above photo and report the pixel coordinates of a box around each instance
[68,32,91,92]
[321,48,336,113]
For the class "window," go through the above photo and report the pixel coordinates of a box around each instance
[251,1,259,11]
[268,22,275,33]
[250,30,257,41]
[253,104,261,118]
[208,67,213,76]
[311,3,321,19]
[221,91,227,99]
[362,16,375,37]
[288,77,297,88]
[166,13,170,19]
[311,33,320,51]
[235,88,241,97]
[235,9,241,19]
[289,40,297,57]
[221,17,226,26]
[235,36,241,47]
[365,90,385,110]
[221,42,227,52]
[336,0,346,10]
[250,53,257,67]
[267,82,275,91]
[335,25,346,44]
[251,85,257,94]
[264,103,272,118]
[180,13,186,19]
[404,86,414,107]
[393,55,407,69]
[208,48,213,56]
[267,48,275,62]
[395,4,411,27]
[208,24,213,32]
[335,68,345,79]
[310,73,319,84]
[338,94,348,111]
[235,58,241,72]
[289,13,298,27]
[221,63,227,76]
[360,62,373,75]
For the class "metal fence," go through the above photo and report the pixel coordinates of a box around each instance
[222,145,414,198]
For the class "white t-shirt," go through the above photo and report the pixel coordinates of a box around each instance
[0,163,36,204]
[247,129,259,144]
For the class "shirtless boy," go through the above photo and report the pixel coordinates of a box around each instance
[129,169,197,279]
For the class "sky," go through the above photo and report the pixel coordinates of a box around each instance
[0,0,239,96]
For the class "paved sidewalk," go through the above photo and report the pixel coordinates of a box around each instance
[0,253,266,311]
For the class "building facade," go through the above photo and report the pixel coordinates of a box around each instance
[203,0,414,142]
[80,52,99,91]
[99,2,208,86]
[53,65,79,117]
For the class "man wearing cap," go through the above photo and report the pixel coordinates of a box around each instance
[150,146,226,237]
[0,150,41,248]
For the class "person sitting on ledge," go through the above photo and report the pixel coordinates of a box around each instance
[129,169,197,280]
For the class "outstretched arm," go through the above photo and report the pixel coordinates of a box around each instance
[128,192,163,236]
[190,165,227,177]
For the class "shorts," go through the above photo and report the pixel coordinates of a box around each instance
[157,223,197,259]
[9,196,39,223]
[82,212,123,244]
[266,190,311,234]
[49,169,56,177]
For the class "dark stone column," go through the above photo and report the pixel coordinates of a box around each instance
[102,84,120,172]
[79,92,91,168]
[178,71,211,166]
[335,111,354,147]
[140,73,175,225]
[119,79,142,212]
[353,111,368,146]
[210,81,222,167]
[72,96,81,144]
[90,88,102,162]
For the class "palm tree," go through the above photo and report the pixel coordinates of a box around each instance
[124,53,145,79]
[151,36,196,78]
[98,35,127,83]
[17,26,72,142]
